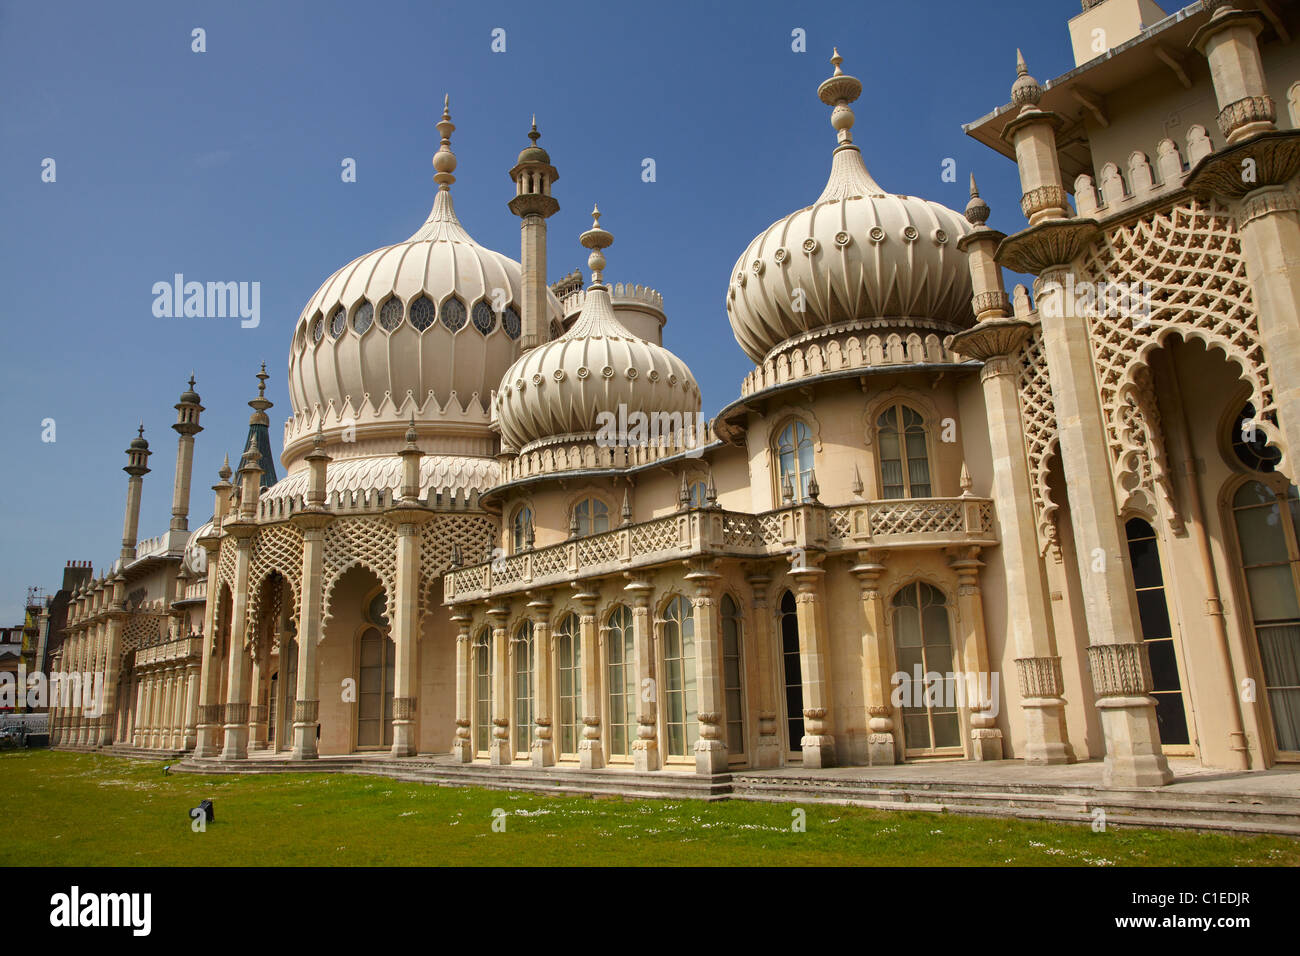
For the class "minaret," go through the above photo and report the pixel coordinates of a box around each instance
[243,363,278,488]
[508,116,560,351]
[170,375,204,532]
[120,425,152,564]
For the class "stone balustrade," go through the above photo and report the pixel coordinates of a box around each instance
[445,495,997,603]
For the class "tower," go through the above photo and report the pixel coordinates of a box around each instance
[508,117,560,351]
[120,425,151,564]
[243,364,278,488]
[170,375,204,533]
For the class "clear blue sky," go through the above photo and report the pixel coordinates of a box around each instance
[0,0,1086,623]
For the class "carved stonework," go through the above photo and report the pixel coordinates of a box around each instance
[1019,184,1069,221]
[1087,643,1154,697]
[198,703,223,725]
[224,702,250,726]
[1216,94,1275,141]
[393,697,417,721]
[294,699,319,724]
[1015,656,1064,699]
[1185,129,1300,200]
[997,219,1100,275]
[1077,198,1279,489]
[1016,327,1062,557]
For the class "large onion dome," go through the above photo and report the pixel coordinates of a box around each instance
[725,51,974,365]
[494,209,699,453]
[284,97,563,465]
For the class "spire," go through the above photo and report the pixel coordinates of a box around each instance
[218,454,232,482]
[580,205,613,286]
[241,364,278,488]
[433,94,457,189]
[965,173,991,226]
[814,49,885,202]
[1011,49,1043,107]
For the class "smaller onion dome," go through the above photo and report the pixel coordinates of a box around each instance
[494,209,700,453]
[515,117,551,165]
[128,424,149,451]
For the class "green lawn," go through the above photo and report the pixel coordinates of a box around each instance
[2,749,1296,866]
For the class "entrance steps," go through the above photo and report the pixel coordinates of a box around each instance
[727,771,1300,837]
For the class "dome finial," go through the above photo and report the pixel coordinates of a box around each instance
[1011,50,1042,107]
[965,172,990,225]
[433,94,457,189]
[580,205,614,285]
[818,48,862,148]
[529,114,539,145]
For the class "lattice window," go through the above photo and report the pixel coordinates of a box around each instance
[216,537,238,592]
[1017,326,1060,555]
[868,500,964,536]
[246,524,304,633]
[418,513,495,621]
[532,547,568,578]
[577,532,621,567]
[322,518,397,628]
[1079,198,1270,510]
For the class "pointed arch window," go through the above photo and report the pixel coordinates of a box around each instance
[776,420,815,503]
[605,605,636,757]
[379,297,404,332]
[555,613,582,755]
[877,404,931,498]
[472,300,496,334]
[357,590,393,749]
[662,596,697,757]
[1230,480,1300,753]
[410,294,436,332]
[473,627,492,754]
[573,497,610,536]
[721,594,745,756]
[353,300,373,334]
[513,621,534,756]
[511,506,534,554]
[440,296,466,332]
[891,581,960,754]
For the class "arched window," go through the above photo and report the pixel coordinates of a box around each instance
[1230,480,1300,754]
[779,590,803,755]
[511,506,534,554]
[877,404,931,498]
[352,300,373,334]
[662,596,697,757]
[605,605,636,757]
[440,296,467,332]
[776,421,815,502]
[688,480,708,508]
[329,306,347,338]
[892,582,959,754]
[1231,401,1281,473]
[721,594,745,756]
[513,621,534,756]
[502,306,521,340]
[1125,518,1190,746]
[472,300,496,334]
[473,627,492,754]
[357,591,394,749]
[572,497,610,536]
[555,613,582,755]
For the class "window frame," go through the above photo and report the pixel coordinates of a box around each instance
[875,402,933,499]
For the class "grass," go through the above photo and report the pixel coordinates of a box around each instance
[2,749,1297,866]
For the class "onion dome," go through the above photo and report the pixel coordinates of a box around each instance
[515,116,551,165]
[494,209,700,453]
[285,96,564,463]
[725,50,974,365]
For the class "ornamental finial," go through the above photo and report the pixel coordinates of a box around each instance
[580,205,614,285]
[817,48,862,147]
[965,173,991,226]
[434,94,457,188]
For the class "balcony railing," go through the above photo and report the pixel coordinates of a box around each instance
[445,495,997,604]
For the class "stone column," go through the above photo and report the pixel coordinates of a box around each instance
[195,466,234,757]
[97,579,127,747]
[625,576,659,771]
[450,609,474,763]
[172,665,187,749]
[387,515,429,757]
[132,672,147,746]
[291,515,330,760]
[183,662,200,750]
[948,547,1004,761]
[220,528,256,760]
[686,561,727,774]
[1034,265,1172,787]
[791,555,835,768]
[528,594,555,767]
[247,651,267,751]
[851,553,897,765]
[743,566,781,768]
[488,606,511,765]
[950,181,1073,765]
[574,586,604,770]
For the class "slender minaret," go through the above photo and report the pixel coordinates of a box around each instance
[508,116,559,351]
[170,375,204,532]
[242,363,277,488]
[120,425,152,564]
